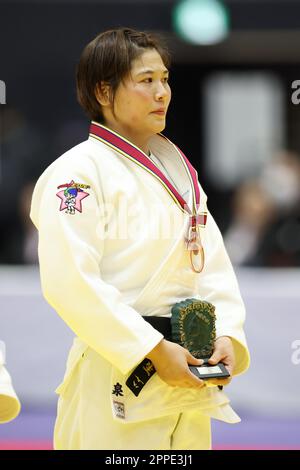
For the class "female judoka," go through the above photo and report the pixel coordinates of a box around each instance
[30,27,250,450]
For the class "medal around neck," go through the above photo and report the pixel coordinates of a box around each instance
[171,298,230,380]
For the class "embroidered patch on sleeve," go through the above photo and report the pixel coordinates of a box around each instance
[56,180,90,214]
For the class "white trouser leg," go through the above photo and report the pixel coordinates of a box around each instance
[170,411,212,450]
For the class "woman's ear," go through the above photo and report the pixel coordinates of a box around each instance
[95,82,111,107]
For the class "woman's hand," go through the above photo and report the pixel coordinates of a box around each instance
[206,336,235,386]
[147,339,206,390]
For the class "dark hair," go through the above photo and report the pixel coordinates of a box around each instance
[76,27,171,123]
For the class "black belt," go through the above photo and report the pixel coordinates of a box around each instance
[126,315,172,396]
[142,315,172,341]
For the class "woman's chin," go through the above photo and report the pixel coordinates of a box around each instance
[151,122,166,134]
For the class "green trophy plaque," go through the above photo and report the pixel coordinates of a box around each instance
[171,298,230,380]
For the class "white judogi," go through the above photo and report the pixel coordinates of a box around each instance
[30,122,250,449]
[0,341,21,423]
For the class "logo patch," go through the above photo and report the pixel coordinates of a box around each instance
[112,400,125,419]
[56,180,90,214]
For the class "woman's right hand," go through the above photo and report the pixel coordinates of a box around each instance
[146,339,206,389]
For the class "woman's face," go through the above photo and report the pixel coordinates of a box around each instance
[106,48,171,138]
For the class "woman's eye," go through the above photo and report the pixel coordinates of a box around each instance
[143,77,169,83]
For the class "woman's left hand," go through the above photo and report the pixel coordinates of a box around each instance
[206,336,235,386]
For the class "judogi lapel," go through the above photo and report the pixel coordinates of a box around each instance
[89,122,207,274]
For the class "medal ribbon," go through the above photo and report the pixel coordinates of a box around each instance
[89,121,206,272]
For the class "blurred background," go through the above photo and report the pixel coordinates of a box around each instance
[0,0,300,450]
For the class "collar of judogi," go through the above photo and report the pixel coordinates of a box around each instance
[89,120,206,226]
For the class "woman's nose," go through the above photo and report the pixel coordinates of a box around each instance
[154,81,169,99]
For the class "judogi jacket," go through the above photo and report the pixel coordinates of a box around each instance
[30,122,250,423]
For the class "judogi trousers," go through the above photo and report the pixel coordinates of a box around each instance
[53,347,211,450]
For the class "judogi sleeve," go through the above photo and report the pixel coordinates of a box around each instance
[30,159,163,375]
[0,341,21,423]
[198,207,250,376]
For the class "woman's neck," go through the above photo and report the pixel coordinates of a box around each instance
[102,121,151,156]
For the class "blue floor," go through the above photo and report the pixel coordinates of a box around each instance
[0,406,300,449]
